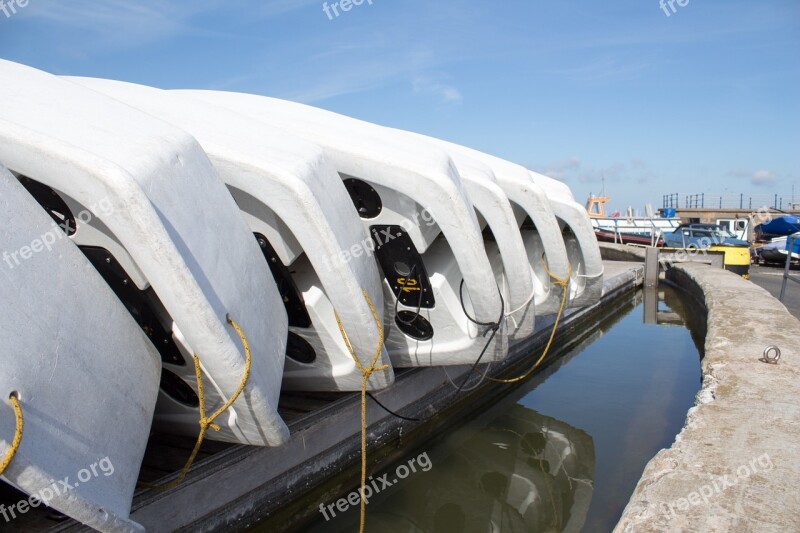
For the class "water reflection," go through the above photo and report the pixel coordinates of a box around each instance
[294,285,701,533]
[315,405,595,533]
[643,285,706,355]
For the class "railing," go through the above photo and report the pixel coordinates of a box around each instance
[599,221,665,247]
[779,233,800,303]
[663,193,798,211]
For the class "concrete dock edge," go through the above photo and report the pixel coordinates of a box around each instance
[615,263,800,532]
[599,242,647,262]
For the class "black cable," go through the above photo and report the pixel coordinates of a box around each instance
[367,392,422,422]
[455,279,505,394]
[375,278,505,422]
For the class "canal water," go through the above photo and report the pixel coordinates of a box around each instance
[283,285,704,532]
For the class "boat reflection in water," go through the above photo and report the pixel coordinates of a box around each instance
[318,405,595,533]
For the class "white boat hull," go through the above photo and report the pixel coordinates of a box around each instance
[68,77,394,393]
[0,61,289,446]
[183,90,509,367]
[0,166,160,532]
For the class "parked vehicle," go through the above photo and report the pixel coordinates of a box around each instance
[663,224,751,278]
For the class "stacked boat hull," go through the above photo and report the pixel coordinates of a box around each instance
[0,59,602,532]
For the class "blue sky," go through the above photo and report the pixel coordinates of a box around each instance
[1,0,798,211]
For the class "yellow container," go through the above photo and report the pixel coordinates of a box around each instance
[709,245,750,279]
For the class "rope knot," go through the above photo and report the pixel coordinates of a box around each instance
[333,289,387,533]
[359,364,390,381]
[144,315,251,491]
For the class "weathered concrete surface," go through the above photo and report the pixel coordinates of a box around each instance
[599,242,647,262]
[615,263,800,533]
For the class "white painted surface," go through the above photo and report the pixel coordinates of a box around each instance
[0,167,158,533]
[184,91,508,367]
[529,171,604,306]
[399,131,536,338]
[424,140,572,315]
[0,60,289,445]
[68,77,393,392]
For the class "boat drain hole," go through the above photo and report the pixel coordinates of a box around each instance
[394,261,411,277]
[286,332,317,365]
[396,311,434,341]
[160,369,199,408]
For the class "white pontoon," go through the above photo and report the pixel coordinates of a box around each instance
[0,166,159,532]
[68,77,394,393]
[0,60,289,446]
[185,91,508,368]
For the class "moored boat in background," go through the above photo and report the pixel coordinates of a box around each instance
[586,194,680,246]
[755,215,800,240]
[759,234,800,264]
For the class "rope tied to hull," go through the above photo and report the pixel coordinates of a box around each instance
[334,289,388,533]
[145,315,251,492]
[0,393,23,476]
[488,261,572,384]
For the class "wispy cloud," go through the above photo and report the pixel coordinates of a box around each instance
[23,0,218,44]
[535,157,657,186]
[545,57,650,83]
[412,76,462,105]
[538,157,582,181]
[728,169,781,187]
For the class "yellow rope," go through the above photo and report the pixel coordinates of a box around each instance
[489,262,572,384]
[334,290,387,533]
[145,315,251,491]
[0,394,23,475]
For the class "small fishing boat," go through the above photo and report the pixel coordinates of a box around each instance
[0,60,290,445]
[68,76,394,393]
[755,215,800,240]
[593,226,661,246]
[185,90,509,368]
[1,165,160,532]
[759,235,800,264]
[586,194,680,245]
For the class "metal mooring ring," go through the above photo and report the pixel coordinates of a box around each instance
[761,345,781,365]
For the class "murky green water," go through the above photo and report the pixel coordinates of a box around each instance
[291,285,703,532]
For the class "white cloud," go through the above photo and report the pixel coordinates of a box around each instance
[728,169,781,187]
[412,76,463,105]
[535,157,655,186]
[751,170,777,186]
[539,157,581,180]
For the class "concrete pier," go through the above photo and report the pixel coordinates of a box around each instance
[615,263,800,532]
